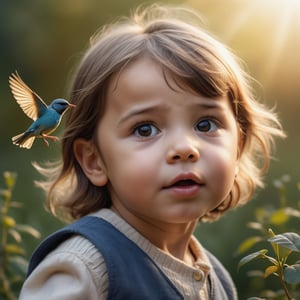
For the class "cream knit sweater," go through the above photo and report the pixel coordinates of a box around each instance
[20,209,212,299]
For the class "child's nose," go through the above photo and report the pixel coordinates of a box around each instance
[166,135,200,164]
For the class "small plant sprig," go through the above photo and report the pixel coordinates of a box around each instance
[0,172,41,300]
[238,229,300,300]
[237,175,300,300]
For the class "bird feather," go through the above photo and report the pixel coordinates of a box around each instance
[12,133,35,149]
[9,71,48,121]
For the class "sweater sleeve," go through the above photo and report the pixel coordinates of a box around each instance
[19,236,108,300]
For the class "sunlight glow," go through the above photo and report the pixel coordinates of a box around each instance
[257,0,298,84]
[186,0,300,88]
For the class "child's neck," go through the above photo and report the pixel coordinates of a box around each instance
[146,224,197,265]
[111,206,198,265]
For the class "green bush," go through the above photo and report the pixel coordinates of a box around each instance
[0,172,40,300]
[237,175,300,300]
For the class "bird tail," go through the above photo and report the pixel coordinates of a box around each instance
[12,132,35,149]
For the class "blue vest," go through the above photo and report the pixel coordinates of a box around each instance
[27,216,236,299]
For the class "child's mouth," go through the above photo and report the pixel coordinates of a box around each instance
[163,178,202,197]
[171,179,198,187]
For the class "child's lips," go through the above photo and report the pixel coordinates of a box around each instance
[164,172,203,187]
[163,173,204,197]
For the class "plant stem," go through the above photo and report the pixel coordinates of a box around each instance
[278,262,292,300]
[271,237,293,300]
[281,278,292,300]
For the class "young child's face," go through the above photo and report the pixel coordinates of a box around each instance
[95,57,239,225]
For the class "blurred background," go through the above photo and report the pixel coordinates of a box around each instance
[1,0,299,298]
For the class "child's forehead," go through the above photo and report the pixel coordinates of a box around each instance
[108,55,231,106]
[105,56,232,113]
[108,56,192,98]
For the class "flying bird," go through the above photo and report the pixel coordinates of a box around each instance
[9,71,75,149]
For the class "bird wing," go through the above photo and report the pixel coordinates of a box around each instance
[9,71,48,121]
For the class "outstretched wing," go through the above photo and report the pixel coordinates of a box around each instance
[9,71,48,121]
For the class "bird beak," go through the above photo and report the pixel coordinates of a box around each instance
[68,103,76,108]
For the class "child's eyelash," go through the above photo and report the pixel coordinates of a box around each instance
[130,117,222,130]
[130,120,157,133]
[197,116,222,126]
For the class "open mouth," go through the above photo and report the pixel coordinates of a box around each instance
[163,177,202,197]
[171,179,198,187]
[163,173,204,195]
[165,179,203,190]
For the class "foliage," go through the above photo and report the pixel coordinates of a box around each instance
[237,175,300,300]
[0,172,40,300]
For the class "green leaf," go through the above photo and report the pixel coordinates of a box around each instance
[284,263,300,284]
[236,236,263,255]
[15,224,41,239]
[268,228,276,237]
[269,207,300,226]
[8,255,28,275]
[264,255,278,265]
[269,208,289,225]
[260,289,285,298]
[246,222,264,231]
[3,171,17,189]
[5,244,25,255]
[247,270,264,277]
[0,189,11,199]
[10,201,23,208]
[2,216,16,228]
[238,249,268,270]
[268,232,300,252]
[8,229,22,243]
[285,207,300,218]
[268,228,280,258]
[255,207,268,223]
[264,265,278,278]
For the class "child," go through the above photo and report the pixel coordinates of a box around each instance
[19,4,285,299]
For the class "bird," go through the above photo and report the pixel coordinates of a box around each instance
[9,71,75,149]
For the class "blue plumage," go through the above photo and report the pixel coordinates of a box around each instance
[9,72,75,149]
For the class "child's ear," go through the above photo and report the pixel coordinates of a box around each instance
[73,138,108,186]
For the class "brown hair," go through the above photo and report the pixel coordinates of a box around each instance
[35,4,285,222]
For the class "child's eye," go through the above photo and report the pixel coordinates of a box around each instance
[133,123,160,137]
[195,119,218,132]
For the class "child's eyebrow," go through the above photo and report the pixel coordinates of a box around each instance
[118,100,224,125]
[118,105,167,125]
